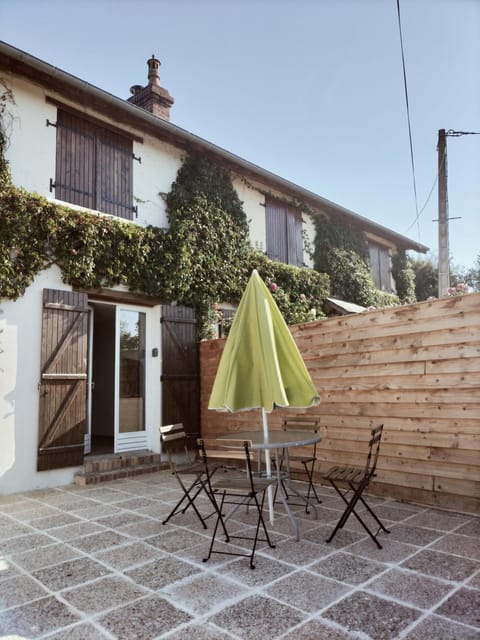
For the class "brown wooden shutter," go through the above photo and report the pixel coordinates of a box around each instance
[265,198,287,262]
[55,110,95,210]
[97,130,134,220]
[37,289,89,471]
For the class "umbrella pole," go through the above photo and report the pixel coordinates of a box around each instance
[262,409,275,524]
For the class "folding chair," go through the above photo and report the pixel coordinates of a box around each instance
[274,417,322,513]
[159,424,212,529]
[322,424,390,549]
[198,438,277,569]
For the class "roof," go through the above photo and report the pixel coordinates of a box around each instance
[324,297,367,315]
[0,40,429,254]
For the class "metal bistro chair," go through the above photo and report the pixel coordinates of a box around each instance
[322,424,390,549]
[198,438,277,569]
[159,424,213,529]
[274,417,322,513]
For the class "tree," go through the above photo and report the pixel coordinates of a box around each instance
[410,256,438,301]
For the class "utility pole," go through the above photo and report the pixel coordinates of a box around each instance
[437,129,450,297]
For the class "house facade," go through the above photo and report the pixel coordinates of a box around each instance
[0,41,427,494]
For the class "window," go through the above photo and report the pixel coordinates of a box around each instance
[265,197,303,266]
[369,243,392,291]
[53,109,134,219]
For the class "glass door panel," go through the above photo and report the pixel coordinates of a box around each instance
[119,309,146,433]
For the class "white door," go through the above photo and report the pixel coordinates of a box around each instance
[115,306,148,453]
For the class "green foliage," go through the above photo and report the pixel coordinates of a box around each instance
[323,248,399,308]
[410,256,438,301]
[391,250,416,304]
[313,213,369,273]
[0,145,329,338]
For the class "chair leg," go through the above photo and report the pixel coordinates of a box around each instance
[162,474,208,529]
[326,480,389,549]
[301,460,322,513]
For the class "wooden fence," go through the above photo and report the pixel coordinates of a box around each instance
[200,292,480,514]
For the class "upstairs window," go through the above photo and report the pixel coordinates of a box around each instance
[53,109,134,219]
[369,243,392,291]
[265,197,303,266]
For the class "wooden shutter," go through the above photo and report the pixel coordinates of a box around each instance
[265,198,287,262]
[287,207,303,266]
[55,110,95,210]
[97,130,134,220]
[37,289,89,471]
[161,304,199,439]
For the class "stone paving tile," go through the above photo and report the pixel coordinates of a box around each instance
[162,572,249,615]
[97,594,193,640]
[0,531,54,555]
[0,574,49,609]
[146,527,211,553]
[367,567,455,609]
[264,568,350,613]
[10,541,81,572]
[0,520,34,540]
[310,550,387,585]
[467,571,480,590]
[455,518,480,538]
[92,511,152,530]
[45,622,112,639]
[259,536,332,566]
[67,530,132,553]
[207,594,306,640]
[430,532,480,560]
[94,540,162,570]
[384,522,444,546]
[401,548,480,582]
[220,553,298,587]
[346,536,418,564]
[166,622,239,639]
[69,503,123,519]
[125,555,201,590]
[434,586,480,628]
[363,503,420,522]
[47,520,107,541]
[0,595,81,637]
[322,590,421,639]
[60,575,148,614]
[402,613,480,640]
[31,556,111,591]
[0,557,20,582]
[281,618,354,639]
[406,508,471,531]
[26,512,83,530]
[119,518,173,538]
[302,523,367,548]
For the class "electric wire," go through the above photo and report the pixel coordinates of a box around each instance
[396,0,420,238]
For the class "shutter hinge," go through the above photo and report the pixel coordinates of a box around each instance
[132,205,138,218]
[49,178,56,192]
[132,153,142,164]
[46,119,57,128]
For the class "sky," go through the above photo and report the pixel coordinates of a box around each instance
[1,0,479,270]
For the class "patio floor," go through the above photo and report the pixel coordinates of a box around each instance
[0,471,479,639]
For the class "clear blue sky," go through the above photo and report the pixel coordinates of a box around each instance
[2,0,479,270]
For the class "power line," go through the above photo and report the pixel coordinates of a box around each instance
[396,0,420,238]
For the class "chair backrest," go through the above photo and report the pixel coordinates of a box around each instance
[363,424,384,480]
[197,438,256,486]
[282,417,320,433]
[160,423,186,452]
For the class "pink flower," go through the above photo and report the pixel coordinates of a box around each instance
[270,282,278,293]
[300,293,306,300]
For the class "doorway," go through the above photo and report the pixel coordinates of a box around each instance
[87,301,148,455]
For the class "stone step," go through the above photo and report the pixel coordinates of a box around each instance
[75,451,169,486]
[82,451,162,474]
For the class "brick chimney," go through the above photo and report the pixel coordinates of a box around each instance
[128,55,174,120]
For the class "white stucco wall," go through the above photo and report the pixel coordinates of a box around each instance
[0,265,162,496]
[0,266,79,494]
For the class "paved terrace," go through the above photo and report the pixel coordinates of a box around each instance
[0,471,479,639]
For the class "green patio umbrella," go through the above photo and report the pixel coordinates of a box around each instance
[209,269,320,518]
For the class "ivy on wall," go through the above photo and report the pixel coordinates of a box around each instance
[0,101,329,338]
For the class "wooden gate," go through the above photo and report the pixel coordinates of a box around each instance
[161,304,199,438]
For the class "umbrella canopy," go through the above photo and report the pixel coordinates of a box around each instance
[209,269,320,415]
